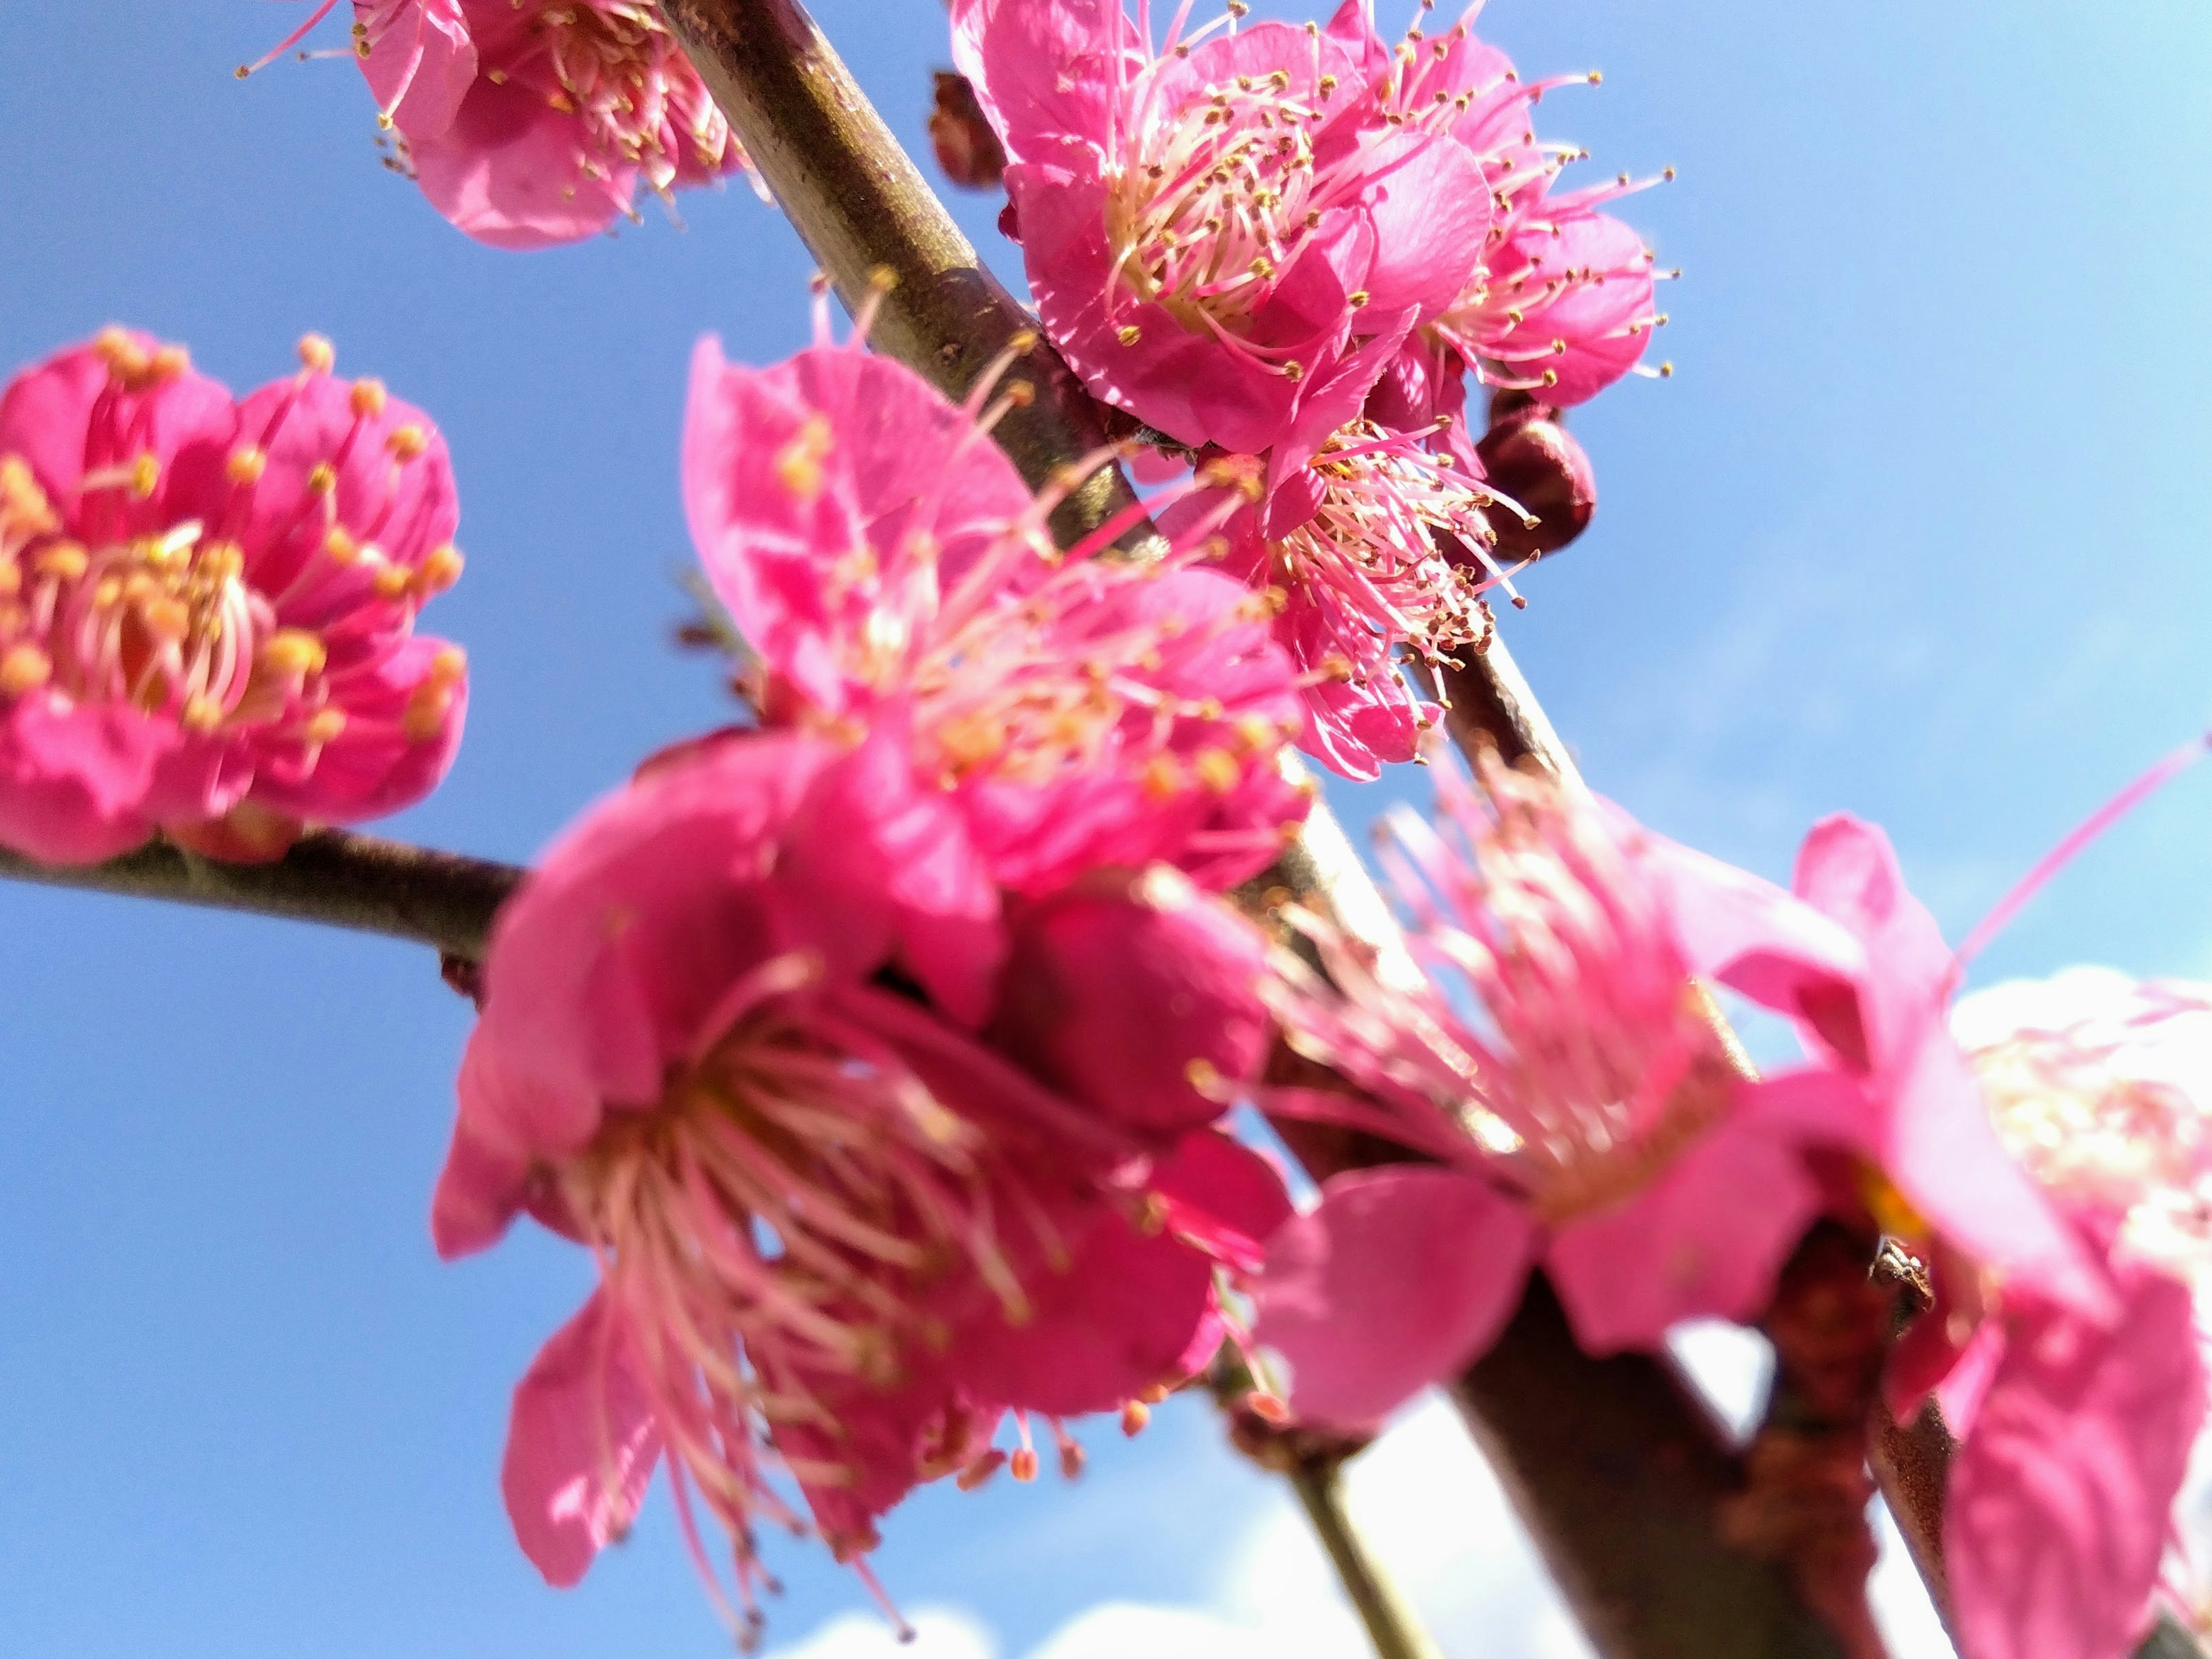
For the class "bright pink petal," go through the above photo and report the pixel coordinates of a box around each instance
[953,1206,1217,1415]
[991,870,1269,1137]
[1546,1118,1818,1354]
[1947,1262,2206,1659]
[1256,1166,1535,1427]
[0,693,166,863]
[1151,1129,1294,1277]
[501,1292,663,1588]
[408,75,631,249]
[357,0,476,139]
[948,0,1129,160]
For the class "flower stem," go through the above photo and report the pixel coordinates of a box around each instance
[1285,1457,1448,1659]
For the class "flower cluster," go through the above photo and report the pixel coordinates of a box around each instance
[1247,736,2212,1659]
[430,310,1309,1630]
[0,329,468,864]
[249,1,756,248]
[952,0,1668,774]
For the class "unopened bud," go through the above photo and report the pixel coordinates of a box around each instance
[1473,393,1596,562]
[927,71,1007,191]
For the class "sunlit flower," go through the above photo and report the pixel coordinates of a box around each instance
[249,1,753,249]
[0,328,467,864]
[1161,421,1517,780]
[435,733,1287,1632]
[950,0,1491,455]
[681,315,1311,903]
[1253,748,1868,1423]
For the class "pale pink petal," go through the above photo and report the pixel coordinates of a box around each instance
[358,0,476,139]
[408,76,632,249]
[1257,1166,1535,1427]
[1947,1262,2206,1659]
[502,1292,663,1588]
[1546,1119,1817,1354]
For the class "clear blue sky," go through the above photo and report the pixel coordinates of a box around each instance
[2,3,2208,1657]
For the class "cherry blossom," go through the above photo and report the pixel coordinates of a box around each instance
[0,329,467,864]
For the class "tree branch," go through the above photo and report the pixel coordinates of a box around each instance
[0,832,521,960]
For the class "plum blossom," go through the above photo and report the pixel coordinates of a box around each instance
[681,312,1312,900]
[1325,2,1671,408]
[1158,423,1520,781]
[434,731,1287,1630]
[249,1,753,249]
[0,328,467,865]
[1252,748,1869,1425]
[949,0,1492,456]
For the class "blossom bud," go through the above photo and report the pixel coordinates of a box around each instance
[1475,393,1596,562]
[927,71,1006,191]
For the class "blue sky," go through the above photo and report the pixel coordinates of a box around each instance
[1,2,2208,1656]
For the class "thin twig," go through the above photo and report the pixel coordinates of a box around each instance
[0,832,522,960]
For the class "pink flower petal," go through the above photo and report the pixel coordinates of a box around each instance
[1257,1166,1535,1427]
[1546,1118,1818,1354]
[0,694,168,863]
[1947,1262,2206,1659]
[501,1291,663,1588]
[1151,1128,1294,1277]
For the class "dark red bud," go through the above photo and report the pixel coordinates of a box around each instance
[1475,397,1596,562]
[928,71,1006,191]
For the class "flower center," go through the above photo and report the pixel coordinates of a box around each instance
[1104,66,1329,342]
[1271,422,1500,666]
[532,2,738,188]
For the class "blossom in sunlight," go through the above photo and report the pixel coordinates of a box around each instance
[435,733,1289,1636]
[681,316,1311,904]
[247,1,753,249]
[949,0,1491,456]
[0,328,467,865]
[1157,422,1517,781]
[1759,767,2212,1659]
[1253,747,1870,1425]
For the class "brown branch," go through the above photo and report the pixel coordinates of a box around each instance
[0,832,522,960]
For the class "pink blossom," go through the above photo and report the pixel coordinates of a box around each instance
[255,2,752,249]
[949,0,1491,455]
[681,325,1311,895]
[1253,751,1868,1425]
[1158,422,1518,781]
[0,329,467,865]
[1324,3,1668,405]
[435,731,1286,1620]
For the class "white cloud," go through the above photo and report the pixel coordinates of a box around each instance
[767,1385,1960,1659]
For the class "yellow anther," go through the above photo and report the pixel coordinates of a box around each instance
[427,646,467,686]
[149,345,191,382]
[301,707,348,745]
[1007,328,1039,352]
[867,264,900,293]
[297,334,336,374]
[1588,69,1604,84]
[321,526,359,565]
[350,379,388,420]
[0,566,19,600]
[1184,1056,1224,1095]
[261,628,327,677]
[142,597,191,641]
[1858,1165,1930,1241]
[36,543,88,582]
[1120,1399,1152,1437]
[180,694,225,734]
[0,454,58,540]
[1141,753,1184,801]
[386,424,428,461]
[226,446,268,487]
[93,327,150,385]
[1117,324,1142,346]
[0,643,52,697]
[1192,747,1240,793]
[403,685,454,743]
[775,412,835,502]
[130,453,161,498]
[306,461,338,495]
[414,544,464,594]
[373,564,415,601]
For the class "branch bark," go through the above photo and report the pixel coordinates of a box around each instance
[0,832,521,960]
